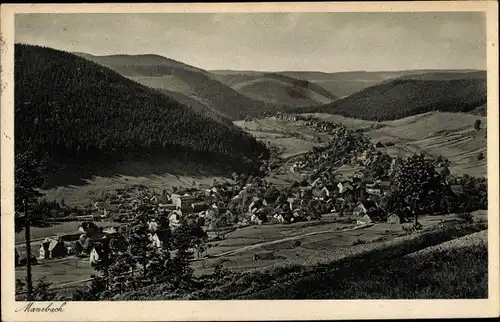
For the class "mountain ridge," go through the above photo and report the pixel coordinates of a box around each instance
[16,44,269,178]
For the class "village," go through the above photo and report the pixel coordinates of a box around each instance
[15,112,472,274]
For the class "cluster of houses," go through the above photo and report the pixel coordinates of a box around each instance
[14,222,120,267]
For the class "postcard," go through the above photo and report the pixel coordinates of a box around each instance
[1,1,499,321]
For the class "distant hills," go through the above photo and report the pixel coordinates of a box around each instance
[212,69,484,98]
[292,74,486,121]
[75,52,486,122]
[75,53,294,120]
[15,44,269,174]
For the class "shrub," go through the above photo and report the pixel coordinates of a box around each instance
[474,119,481,131]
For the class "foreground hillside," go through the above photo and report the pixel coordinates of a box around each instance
[15,44,269,180]
[297,76,486,121]
[77,53,289,120]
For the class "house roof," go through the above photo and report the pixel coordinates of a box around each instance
[358,200,377,210]
[450,185,464,194]
[48,239,64,251]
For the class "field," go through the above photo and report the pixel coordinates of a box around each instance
[16,258,94,288]
[41,158,232,208]
[234,118,331,159]
[234,229,488,300]
[192,210,487,275]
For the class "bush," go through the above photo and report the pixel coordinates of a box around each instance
[474,119,481,131]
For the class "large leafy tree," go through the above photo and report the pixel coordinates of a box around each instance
[388,154,445,224]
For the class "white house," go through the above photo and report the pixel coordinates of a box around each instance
[169,212,181,228]
[387,213,402,224]
[89,247,100,265]
[353,200,377,216]
[337,182,353,194]
[357,214,373,225]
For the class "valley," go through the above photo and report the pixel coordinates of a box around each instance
[13,45,489,302]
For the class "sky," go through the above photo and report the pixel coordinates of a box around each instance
[15,12,486,72]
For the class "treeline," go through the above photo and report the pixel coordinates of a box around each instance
[15,44,269,173]
[291,78,487,121]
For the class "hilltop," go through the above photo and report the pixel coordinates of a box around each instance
[294,76,486,121]
[76,53,289,120]
[15,44,269,181]
[389,70,486,81]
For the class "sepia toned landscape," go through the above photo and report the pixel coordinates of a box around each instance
[12,12,488,301]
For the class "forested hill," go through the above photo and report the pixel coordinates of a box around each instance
[76,53,289,120]
[15,44,269,173]
[292,77,486,121]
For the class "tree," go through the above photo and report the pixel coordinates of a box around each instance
[474,119,481,131]
[170,220,200,289]
[388,154,445,225]
[125,192,159,280]
[15,149,47,300]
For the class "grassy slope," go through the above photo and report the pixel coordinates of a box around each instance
[77,53,288,120]
[310,112,487,177]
